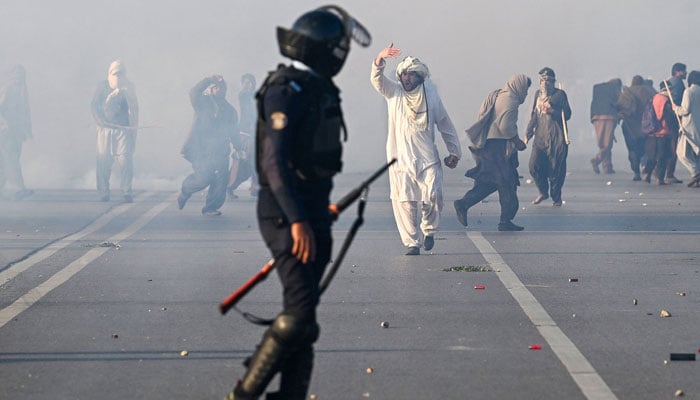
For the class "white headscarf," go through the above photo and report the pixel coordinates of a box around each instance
[108,60,125,89]
[396,57,430,131]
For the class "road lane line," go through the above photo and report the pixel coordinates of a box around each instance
[0,196,173,328]
[0,193,160,284]
[467,231,617,400]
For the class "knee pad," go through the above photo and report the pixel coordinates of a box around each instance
[270,313,319,347]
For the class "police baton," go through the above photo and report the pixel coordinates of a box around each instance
[219,158,396,316]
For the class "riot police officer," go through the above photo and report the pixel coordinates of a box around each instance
[226,5,371,400]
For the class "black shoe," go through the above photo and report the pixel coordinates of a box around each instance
[453,200,468,227]
[643,173,651,183]
[552,200,563,207]
[177,193,190,210]
[666,176,683,184]
[14,189,34,200]
[424,235,434,251]
[590,159,600,174]
[123,195,133,203]
[405,246,420,256]
[633,173,642,181]
[498,221,524,231]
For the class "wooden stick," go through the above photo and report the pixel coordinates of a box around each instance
[559,82,571,145]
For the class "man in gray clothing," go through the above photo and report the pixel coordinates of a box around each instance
[91,60,139,203]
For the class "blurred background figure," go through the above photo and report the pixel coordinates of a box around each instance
[227,73,259,199]
[617,75,656,180]
[178,75,240,216]
[0,64,34,200]
[91,60,139,202]
[589,78,622,175]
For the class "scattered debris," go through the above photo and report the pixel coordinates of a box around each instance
[618,199,626,203]
[675,389,684,397]
[111,334,118,339]
[529,344,542,350]
[677,292,686,297]
[362,393,370,398]
[568,278,579,282]
[633,299,638,305]
[606,181,612,186]
[85,241,121,249]
[670,353,696,361]
[525,179,532,184]
[474,285,486,290]
[442,265,492,272]
[161,307,167,311]
[366,367,373,374]
[380,321,389,329]
[309,394,317,400]
[180,350,189,357]
[660,310,672,318]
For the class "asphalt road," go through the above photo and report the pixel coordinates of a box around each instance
[1,153,699,400]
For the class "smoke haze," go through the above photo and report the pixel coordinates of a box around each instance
[2,0,699,190]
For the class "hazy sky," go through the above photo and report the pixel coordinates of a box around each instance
[2,0,699,189]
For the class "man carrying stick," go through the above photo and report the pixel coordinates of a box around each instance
[525,67,571,207]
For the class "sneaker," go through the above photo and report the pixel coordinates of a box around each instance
[498,221,524,231]
[202,209,222,216]
[405,246,420,256]
[123,195,133,203]
[453,200,468,227]
[177,193,190,210]
[424,235,434,251]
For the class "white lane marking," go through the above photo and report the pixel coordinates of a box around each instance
[0,193,158,285]
[467,231,617,400]
[0,196,173,328]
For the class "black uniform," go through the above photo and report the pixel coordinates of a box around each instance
[234,64,343,400]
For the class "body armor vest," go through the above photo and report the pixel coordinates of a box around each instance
[256,65,345,181]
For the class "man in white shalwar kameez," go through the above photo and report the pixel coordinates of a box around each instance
[371,44,461,255]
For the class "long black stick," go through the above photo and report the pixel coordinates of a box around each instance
[219,159,396,316]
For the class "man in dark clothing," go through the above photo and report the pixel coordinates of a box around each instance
[226,5,370,400]
[525,67,572,207]
[643,80,679,185]
[617,75,657,180]
[227,73,258,199]
[455,74,530,232]
[178,75,240,216]
[0,64,33,200]
[665,62,687,183]
[590,79,622,174]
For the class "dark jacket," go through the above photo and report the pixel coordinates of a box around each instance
[181,77,240,162]
[590,79,622,121]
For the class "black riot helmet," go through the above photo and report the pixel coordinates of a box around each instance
[277,5,371,78]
